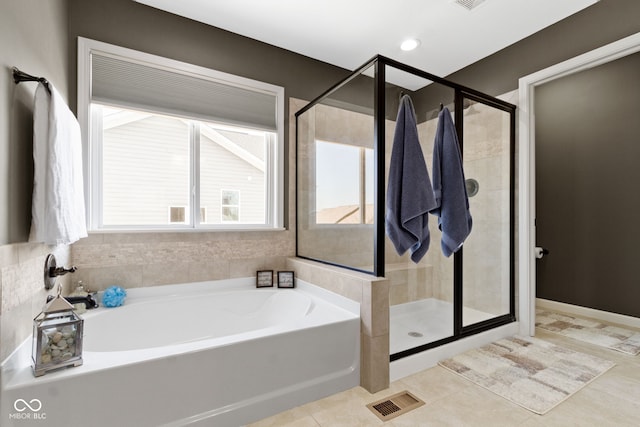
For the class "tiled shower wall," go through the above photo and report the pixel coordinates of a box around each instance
[297,94,514,316]
[391,101,514,315]
[461,103,512,315]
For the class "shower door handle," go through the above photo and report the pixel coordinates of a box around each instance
[535,247,549,259]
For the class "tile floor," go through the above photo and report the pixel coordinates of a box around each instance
[248,317,640,426]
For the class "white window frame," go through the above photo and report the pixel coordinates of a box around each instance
[77,37,285,232]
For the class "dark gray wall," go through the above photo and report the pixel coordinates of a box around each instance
[67,0,352,115]
[535,51,640,317]
[0,0,69,244]
[441,0,640,96]
[66,0,640,111]
[401,1,640,124]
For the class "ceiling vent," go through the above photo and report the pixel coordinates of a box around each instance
[454,0,486,10]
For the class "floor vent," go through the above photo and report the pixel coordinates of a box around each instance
[366,390,425,422]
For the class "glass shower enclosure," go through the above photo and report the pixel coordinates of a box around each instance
[296,56,515,360]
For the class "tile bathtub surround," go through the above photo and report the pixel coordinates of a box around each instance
[287,257,390,393]
[0,243,72,362]
[70,232,294,290]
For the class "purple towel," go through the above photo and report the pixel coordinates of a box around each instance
[386,95,437,263]
[430,107,472,257]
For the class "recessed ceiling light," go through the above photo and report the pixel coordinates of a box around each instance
[400,39,420,52]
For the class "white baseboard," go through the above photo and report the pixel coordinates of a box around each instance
[536,298,640,329]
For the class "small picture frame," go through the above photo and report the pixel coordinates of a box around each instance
[277,271,295,288]
[256,270,274,288]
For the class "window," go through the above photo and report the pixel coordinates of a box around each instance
[78,38,284,230]
[315,140,374,225]
[221,190,240,222]
[96,104,270,227]
[169,207,187,224]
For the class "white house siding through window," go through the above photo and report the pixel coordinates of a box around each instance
[101,105,266,226]
[102,108,189,225]
[200,128,265,224]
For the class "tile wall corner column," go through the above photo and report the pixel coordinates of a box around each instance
[286,257,390,393]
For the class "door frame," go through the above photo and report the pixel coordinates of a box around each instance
[517,32,640,336]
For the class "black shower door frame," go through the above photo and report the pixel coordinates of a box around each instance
[296,55,516,361]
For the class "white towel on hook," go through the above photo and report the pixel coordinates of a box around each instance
[30,82,87,246]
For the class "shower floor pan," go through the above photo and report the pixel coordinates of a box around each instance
[390,298,495,354]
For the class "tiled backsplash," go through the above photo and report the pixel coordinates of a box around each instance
[69,231,294,290]
[0,243,71,362]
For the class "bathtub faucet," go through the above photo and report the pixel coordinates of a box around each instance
[47,293,99,310]
[49,265,78,277]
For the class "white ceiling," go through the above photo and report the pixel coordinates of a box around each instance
[134,0,598,90]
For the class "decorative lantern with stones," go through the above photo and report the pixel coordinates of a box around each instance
[32,287,84,377]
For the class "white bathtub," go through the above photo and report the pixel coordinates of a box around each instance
[1,278,360,427]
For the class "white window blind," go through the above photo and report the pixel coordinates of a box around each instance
[91,53,278,131]
[78,37,285,231]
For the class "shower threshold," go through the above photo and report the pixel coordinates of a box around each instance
[390,298,494,354]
